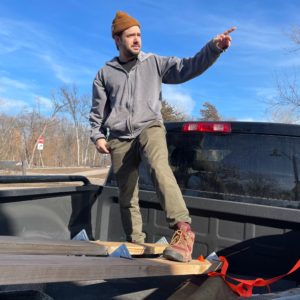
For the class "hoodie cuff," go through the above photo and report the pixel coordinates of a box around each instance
[208,39,224,54]
[91,133,106,144]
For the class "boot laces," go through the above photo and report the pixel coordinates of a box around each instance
[170,229,190,246]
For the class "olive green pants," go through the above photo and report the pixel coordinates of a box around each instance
[108,122,191,243]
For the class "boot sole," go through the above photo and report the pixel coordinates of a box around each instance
[163,249,191,263]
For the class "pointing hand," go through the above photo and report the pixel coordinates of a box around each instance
[213,27,237,50]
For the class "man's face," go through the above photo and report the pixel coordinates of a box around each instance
[116,26,142,59]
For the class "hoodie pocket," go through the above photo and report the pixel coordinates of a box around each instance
[105,106,129,133]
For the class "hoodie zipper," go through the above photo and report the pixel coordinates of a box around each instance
[127,72,134,137]
[127,61,140,137]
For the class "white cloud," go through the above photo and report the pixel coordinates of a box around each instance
[138,0,164,10]
[146,10,291,53]
[39,54,73,84]
[237,117,263,122]
[34,96,53,110]
[0,18,97,85]
[162,85,196,116]
[0,97,28,114]
[277,55,300,68]
[0,76,32,90]
[254,87,277,102]
[0,75,54,114]
[0,18,69,83]
[0,18,47,54]
[0,95,56,115]
[234,23,289,52]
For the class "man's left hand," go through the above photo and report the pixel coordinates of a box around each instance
[213,27,237,50]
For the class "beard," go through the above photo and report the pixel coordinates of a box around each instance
[124,45,140,58]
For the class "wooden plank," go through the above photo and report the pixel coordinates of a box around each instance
[0,254,211,285]
[0,236,107,256]
[0,236,167,256]
[92,240,168,255]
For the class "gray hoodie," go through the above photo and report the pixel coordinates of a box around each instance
[90,40,222,143]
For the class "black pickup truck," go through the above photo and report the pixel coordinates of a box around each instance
[0,121,300,299]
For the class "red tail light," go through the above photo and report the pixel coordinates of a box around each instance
[182,122,231,133]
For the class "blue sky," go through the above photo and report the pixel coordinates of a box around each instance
[0,0,299,121]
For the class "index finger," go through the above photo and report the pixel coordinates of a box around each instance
[223,26,237,35]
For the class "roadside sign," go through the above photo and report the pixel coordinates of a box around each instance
[37,136,44,151]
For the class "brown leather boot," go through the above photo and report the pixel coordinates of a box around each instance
[163,222,195,262]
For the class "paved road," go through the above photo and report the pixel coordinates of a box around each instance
[25,167,110,176]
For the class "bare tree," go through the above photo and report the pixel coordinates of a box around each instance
[267,26,300,122]
[199,102,221,121]
[60,85,92,166]
[28,95,65,167]
[0,108,97,168]
[0,114,21,161]
[290,26,300,50]
[268,70,300,123]
[267,106,297,124]
[78,94,93,166]
[60,86,80,166]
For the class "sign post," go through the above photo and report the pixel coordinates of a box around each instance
[37,136,44,167]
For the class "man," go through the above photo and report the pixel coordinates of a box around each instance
[90,11,236,262]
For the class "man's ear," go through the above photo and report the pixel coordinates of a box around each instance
[115,35,121,47]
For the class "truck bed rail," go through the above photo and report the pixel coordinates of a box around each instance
[0,175,91,185]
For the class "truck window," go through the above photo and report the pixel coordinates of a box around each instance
[138,132,300,209]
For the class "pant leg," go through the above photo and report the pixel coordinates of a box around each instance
[138,122,191,227]
[108,138,145,243]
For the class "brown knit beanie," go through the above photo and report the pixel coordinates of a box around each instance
[111,11,140,38]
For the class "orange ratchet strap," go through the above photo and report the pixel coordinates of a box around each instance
[208,256,300,298]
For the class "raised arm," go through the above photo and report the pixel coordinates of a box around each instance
[160,27,237,84]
